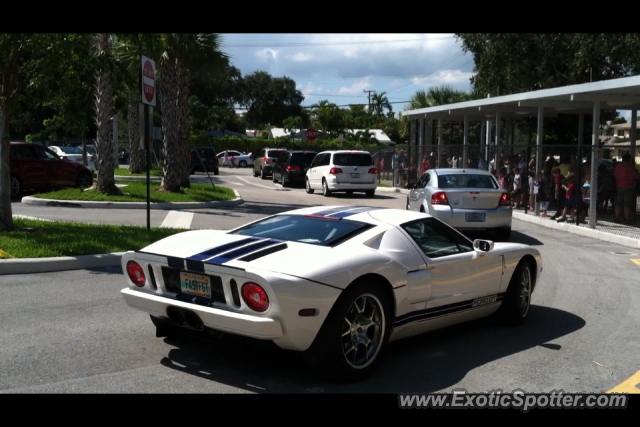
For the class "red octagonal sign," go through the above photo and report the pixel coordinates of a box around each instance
[305,128,317,140]
[141,56,156,106]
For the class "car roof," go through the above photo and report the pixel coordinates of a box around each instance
[317,150,371,154]
[290,150,317,154]
[432,168,492,176]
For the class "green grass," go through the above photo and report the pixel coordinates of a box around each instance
[114,167,163,177]
[0,219,185,258]
[377,183,390,188]
[33,180,235,203]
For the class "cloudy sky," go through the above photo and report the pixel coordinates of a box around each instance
[221,33,633,121]
[221,33,474,114]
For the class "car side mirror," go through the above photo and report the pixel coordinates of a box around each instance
[473,239,494,253]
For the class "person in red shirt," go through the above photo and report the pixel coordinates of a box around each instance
[421,155,430,174]
[556,173,577,222]
[613,153,638,223]
[549,167,565,220]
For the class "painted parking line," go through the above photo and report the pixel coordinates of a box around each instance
[607,370,640,393]
[235,176,278,190]
[630,259,640,266]
[160,210,194,229]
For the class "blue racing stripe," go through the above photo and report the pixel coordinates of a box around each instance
[308,206,349,217]
[187,237,262,261]
[394,293,506,328]
[328,206,381,218]
[204,239,284,265]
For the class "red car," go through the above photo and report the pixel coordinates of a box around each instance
[9,142,94,198]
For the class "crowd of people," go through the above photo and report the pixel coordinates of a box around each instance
[386,147,639,225]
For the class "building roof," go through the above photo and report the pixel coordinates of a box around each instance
[609,121,640,130]
[268,128,393,143]
[402,75,640,121]
[203,130,254,138]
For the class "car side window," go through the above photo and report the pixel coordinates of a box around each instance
[310,154,321,168]
[321,153,331,166]
[34,148,58,160]
[10,146,36,159]
[278,152,288,163]
[401,218,473,259]
[417,173,429,188]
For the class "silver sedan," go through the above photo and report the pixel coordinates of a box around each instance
[406,168,513,241]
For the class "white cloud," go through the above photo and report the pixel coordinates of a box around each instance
[337,78,372,94]
[300,82,322,98]
[255,48,278,61]
[287,52,313,62]
[390,79,400,86]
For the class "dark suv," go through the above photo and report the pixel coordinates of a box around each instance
[253,147,286,179]
[272,150,318,187]
[189,147,219,175]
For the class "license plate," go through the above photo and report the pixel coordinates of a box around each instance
[465,213,485,222]
[351,173,360,178]
[180,272,212,298]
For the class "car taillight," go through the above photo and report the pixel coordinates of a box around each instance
[499,192,511,206]
[287,165,300,171]
[189,155,192,161]
[126,261,146,287]
[264,157,268,162]
[330,167,343,174]
[431,192,449,205]
[368,168,377,174]
[241,282,269,312]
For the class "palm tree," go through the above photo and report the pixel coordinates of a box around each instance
[93,33,121,195]
[311,100,344,137]
[353,129,378,145]
[283,116,302,140]
[173,34,228,187]
[112,33,160,175]
[371,92,392,116]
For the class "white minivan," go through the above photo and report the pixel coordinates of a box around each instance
[305,150,377,197]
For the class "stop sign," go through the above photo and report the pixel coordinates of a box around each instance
[141,56,156,106]
[305,128,317,140]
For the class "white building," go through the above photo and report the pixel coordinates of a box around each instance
[267,128,394,144]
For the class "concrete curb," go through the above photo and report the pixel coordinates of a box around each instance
[513,212,640,250]
[114,175,162,181]
[376,187,410,194]
[20,189,244,210]
[0,252,124,275]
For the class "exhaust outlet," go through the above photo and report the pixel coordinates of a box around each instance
[166,306,185,326]
[182,310,204,331]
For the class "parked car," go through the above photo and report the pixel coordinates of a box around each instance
[305,150,377,197]
[49,145,96,172]
[120,205,542,382]
[406,168,513,241]
[272,150,318,187]
[9,142,94,198]
[217,150,253,168]
[189,147,219,175]
[253,147,286,179]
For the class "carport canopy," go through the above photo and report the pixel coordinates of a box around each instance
[401,75,640,121]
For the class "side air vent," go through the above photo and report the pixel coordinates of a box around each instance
[238,243,288,262]
[230,279,241,307]
[147,265,157,290]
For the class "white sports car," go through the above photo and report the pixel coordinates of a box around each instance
[120,206,542,382]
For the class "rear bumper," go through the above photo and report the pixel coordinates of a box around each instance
[121,288,283,340]
[326,176,376,191]
[430,205,513,229]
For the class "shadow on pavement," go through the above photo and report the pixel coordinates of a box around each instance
[157,305,584,393]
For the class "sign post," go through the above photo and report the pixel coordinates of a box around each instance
[305,128,317,147]
[140,55,156,231]
[338,133,344,149]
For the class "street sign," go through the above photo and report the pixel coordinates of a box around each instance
[338,133,344,142]
[305,128,318,140]
[141,56,156,106]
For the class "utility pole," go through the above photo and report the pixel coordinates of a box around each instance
[363,89,375,112]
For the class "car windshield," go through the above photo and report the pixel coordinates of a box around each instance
[267,150,282,158]
[437,173,498,189]
[230,215,372,246]
[59,146,82,154]
[333,153,373,166]
[290,153,317,167]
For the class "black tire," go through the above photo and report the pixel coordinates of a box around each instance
[495,226,511,241]
[306,178,314,194]
[305,281,392,383]
[253,167,259,177]
[282,174,289,187]
[406,198,410,210]
[365,189,375,197]
[322,179,332,197]
[239,160,247,168]
[497,259,533,326]
[76,171,93,188]
[10,174,21,199]
[213,167,219,176]
[272,172,278,183]
[261,168,267,180]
